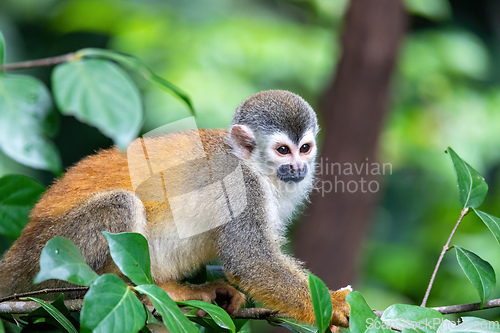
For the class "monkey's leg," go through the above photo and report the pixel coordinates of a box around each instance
[156,280,246,315]
[0,190,146,299]
[217,212,350,327]
[52,190,147,275]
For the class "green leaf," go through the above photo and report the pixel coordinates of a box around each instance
[186,315,226,332]
[34,237,98,286]
[25,294,72,330]
[186,315,248,333]
[0,175,45,238]
[81,274,146,333]
[27,293,73,320]
[0,74,61,173]
[446,147,488,209]
[346,291,392,333]
[235,320,251,333]
[455,246,496,308]
[77,48,195,114]
[438,317,500,333]
[0,319,19,333]
[52,59,142,150]
[437,317,498,333]
[135,284,198,333]
[145,305,162,327]
[177,300,235,333]
[308,272,332,333]
[473,209,500,245]
[268,318,317,333]
[102,232,153,285]
[26,297,77,333]
[461,317,500,332]
[381,304,444,333]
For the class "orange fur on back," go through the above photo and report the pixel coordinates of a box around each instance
[31,149,132,221]
[31,128,230,223]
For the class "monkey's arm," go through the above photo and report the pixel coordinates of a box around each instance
[216,212,350,327]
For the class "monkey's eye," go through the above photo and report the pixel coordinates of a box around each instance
[300,144,311,153]
[276,146,291,155]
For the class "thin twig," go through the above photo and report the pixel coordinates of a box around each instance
[374,297,500,317]
[0,286,88,303]
[421,208,469,307]
[0,52,78,71]
[431,298,500,315]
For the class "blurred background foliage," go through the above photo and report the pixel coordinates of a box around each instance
[1,0,500,324]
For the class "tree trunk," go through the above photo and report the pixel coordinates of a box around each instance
[294,0,407,289]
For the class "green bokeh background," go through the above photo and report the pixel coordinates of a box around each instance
[1,0,500,324]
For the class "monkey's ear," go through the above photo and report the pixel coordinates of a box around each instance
[229,125,255,159]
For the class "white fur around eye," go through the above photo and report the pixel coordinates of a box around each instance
[299,131,316,148]
[267,132,295,151]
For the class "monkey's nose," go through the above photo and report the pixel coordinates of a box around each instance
[277,163,307,183]
[290,163,306,174]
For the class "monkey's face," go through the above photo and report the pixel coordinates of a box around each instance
[229,123,318,184]
[264,131,317,183]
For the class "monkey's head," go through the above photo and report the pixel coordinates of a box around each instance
[229,90,319,184]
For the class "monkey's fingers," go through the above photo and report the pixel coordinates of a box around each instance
[213,284,245,316]
[330,287,352,328]
[192,281,246,317]
[196,287,229,317]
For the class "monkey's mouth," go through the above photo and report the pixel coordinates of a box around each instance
[277,164,307,183]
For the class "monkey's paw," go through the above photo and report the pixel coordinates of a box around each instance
[189,280,246,316]
[330,286,351,328]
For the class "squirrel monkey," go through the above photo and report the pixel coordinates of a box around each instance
[0,90,350,327]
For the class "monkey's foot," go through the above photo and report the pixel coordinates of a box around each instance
[157,280,246,316]
[330,286,352,327]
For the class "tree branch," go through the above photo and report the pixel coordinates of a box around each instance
[373,297,500,317]
[0,287,88,303]
[2,295,500,321]
[431,298,500,315]
[0,52,78,71]
[0,297,285,320]
[0,299,83,314]
[0,287,284,319]
[234,308,285,320]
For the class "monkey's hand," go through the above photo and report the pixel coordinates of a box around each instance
[191,280,246,316]
[330,287,351,327]
[157,280,246,316]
